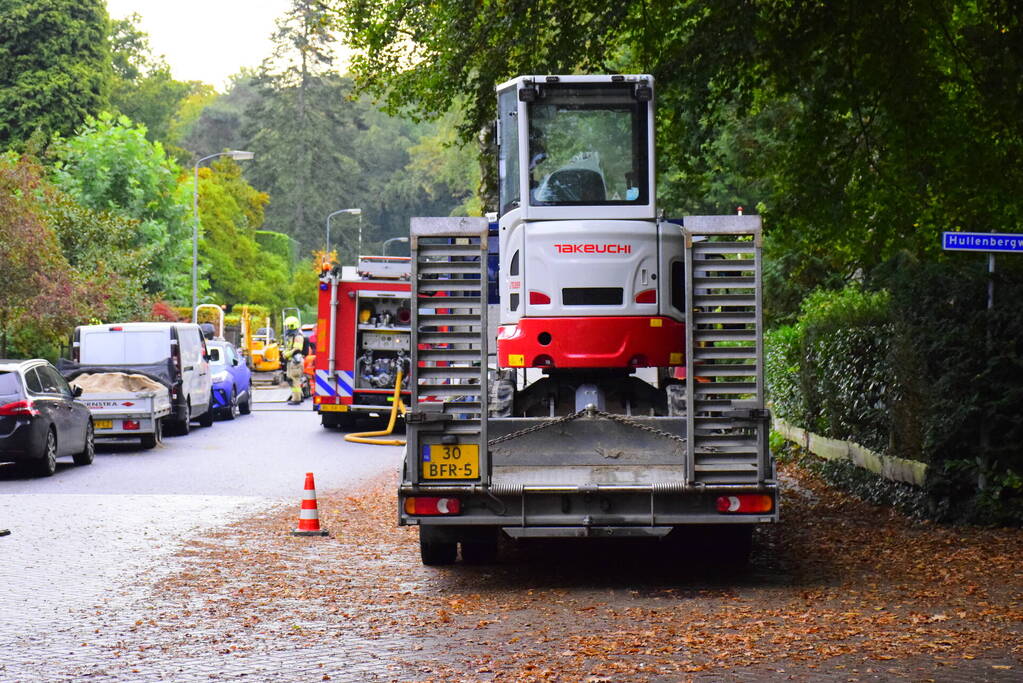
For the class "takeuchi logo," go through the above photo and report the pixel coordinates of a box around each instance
[554,243,632,254]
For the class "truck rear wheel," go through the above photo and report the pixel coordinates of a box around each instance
[460,537,498,564]
[704,524,753,568]
[419,526,457,566]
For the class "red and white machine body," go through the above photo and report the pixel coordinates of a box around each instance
[314,257,412,426]
[495,74,687,370]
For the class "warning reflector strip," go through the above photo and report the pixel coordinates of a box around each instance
[314,370,353,398]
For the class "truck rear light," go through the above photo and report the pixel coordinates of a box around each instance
[635,289,657,303]
[529,291,551,305]
[403,497,461,516]
[716,494,773,514]
[123,420,141,431]
[0,400,39,417]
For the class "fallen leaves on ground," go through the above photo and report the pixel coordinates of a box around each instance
[95,460,1022,681]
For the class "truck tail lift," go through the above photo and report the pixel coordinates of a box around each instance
[399,75,777,566]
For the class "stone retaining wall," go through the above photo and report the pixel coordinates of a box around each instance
[773,418,928,487]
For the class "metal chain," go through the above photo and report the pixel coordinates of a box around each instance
[591,409,688,445]
[487,408,589,446]
[487,405,688,447]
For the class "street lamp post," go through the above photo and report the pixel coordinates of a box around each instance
[326,208,361,264]
[193,150,254,311]
[382,236,408,256]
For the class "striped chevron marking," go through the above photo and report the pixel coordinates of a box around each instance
[314,370,353,398]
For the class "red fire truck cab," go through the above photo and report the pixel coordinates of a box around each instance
[314,256,412,430]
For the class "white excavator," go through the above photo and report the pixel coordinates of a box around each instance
[398,74,776,566]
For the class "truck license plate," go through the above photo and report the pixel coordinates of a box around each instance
[422,444,479,479]
[319,404,348,412]
[94,420,113,429]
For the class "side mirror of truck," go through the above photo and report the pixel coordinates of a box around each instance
[73,385,83,397]
[232,358,239,366]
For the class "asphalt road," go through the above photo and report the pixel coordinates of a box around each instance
[0,387,401,496]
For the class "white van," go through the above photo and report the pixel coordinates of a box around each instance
[67,323,214,435]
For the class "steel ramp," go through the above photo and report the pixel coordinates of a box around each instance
[683,215,771,485]
[407,217,489,483]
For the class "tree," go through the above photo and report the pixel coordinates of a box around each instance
[0,0,111,150]
[255,0,338,250]
[176,71,260,157]
[108,13,206,162]
[50,113,192,300]
[193,157,284,309]
[43,190,152,324]
[0,155,90,357]
[331,0,1023,309]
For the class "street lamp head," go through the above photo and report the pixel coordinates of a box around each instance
[227,150,254,161]
[344,208,362,215]
[382,236,409,255]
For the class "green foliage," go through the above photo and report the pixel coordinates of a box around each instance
[767,268,1023,525]
[108,13,206,162]
[287,259,321,312]
[50,113,191,299]
[766,285,893,451]
[42,190,151,323]
[0,155,102,357]
[175,12,472,258]
[195,157,284,310]
[332,0,1023,298]
[888,261,1023,524]
[255,230,295,264]
[176,71,257,155]
[0,0,111,150]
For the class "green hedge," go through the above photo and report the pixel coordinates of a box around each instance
[767,263,1023,524]
[255,230,296,266]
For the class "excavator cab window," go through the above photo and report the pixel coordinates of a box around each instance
[497,88,520,216]
[527,83,649,207]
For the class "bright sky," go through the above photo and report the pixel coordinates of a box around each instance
[106,1,293,90]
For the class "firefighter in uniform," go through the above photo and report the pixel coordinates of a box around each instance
[282,316,306,404]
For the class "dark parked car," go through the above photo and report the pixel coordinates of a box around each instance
[207,341,252,419]
[0,359,95,476]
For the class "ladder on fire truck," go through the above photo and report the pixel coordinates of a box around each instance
[407,218,489,468]
[682,215,771,486]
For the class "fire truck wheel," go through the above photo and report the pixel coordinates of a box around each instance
[419,526,456,566]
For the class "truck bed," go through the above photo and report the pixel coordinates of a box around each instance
[69,373,172,440]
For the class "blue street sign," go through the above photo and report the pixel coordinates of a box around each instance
[943,232,1023,253]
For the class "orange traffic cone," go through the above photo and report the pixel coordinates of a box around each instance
[292,472,329,536]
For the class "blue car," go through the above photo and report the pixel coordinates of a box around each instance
[207,341,252,419]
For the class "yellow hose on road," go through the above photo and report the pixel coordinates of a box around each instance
[344,370,407,446]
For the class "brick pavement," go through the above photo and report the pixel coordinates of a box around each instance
[2,479,1020,682]
[0,494,421,682]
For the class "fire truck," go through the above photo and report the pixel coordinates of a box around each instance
[398,74,777,566]
[313,256,412,430]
